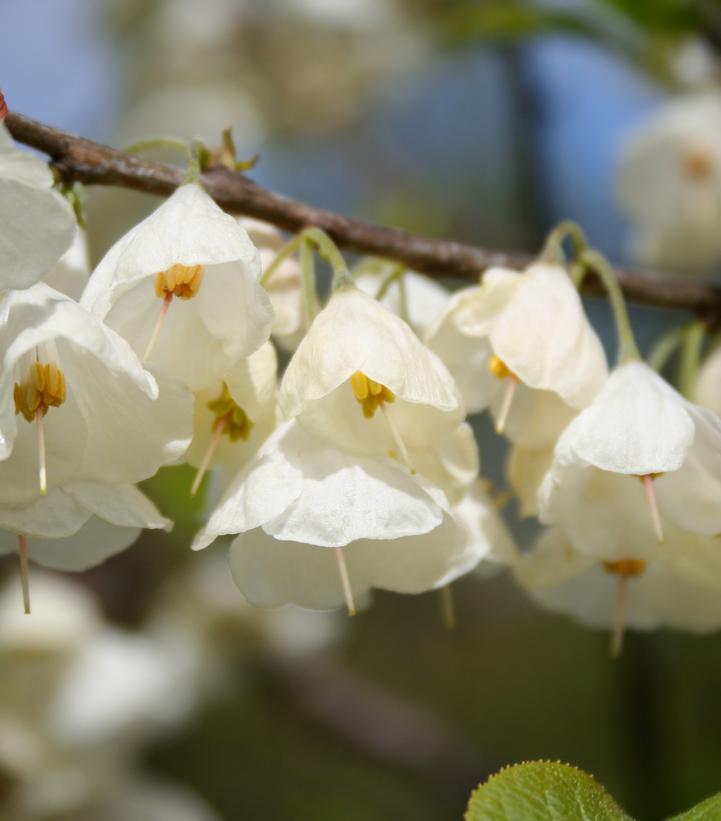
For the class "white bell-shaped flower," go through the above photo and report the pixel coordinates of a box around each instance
[617,92,721,272]
[0,122,75,291]
[539,361,721,559]
[280,282,463,470]
[185,342,279,494]
[82,184,274,390]
[515,527,721,642]
[242,217,311,352]
[0,284,193,504]
[0,481,170,572]
[355,265,450,335]
[425,263,607,446]
[192,420,469,612]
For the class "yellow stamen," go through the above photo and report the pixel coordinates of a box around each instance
[488,354,513,380]
[603,558,647,659]
[18,534,30,615]
[190,383,254,496]
[335,547,356,617]
[349,371,395,419]
[13,363,66,422]
[154,264,204,300]
[14,362,66,494]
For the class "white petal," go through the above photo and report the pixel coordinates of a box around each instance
[488,263,607,408]
[424,287,498,413]
[192,421,305,550]
[552,361,694,475]
[539,462,662,560]
[43,227,90,300]
[0,179,75,291]
[507,443,554,518]
[194,261,274,362]
[491,383,576,448]
[0,517,142,571]
[229,510,462,610]
[654,404,721,534]
[263,451,445,547]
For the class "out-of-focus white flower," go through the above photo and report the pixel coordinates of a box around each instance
[193,421,468,611]
[0,482,170,571]
[82,183,273,391]
[539,361,721,559]
[242,217,312,352]
[515,527,721,636]
[0,572,214,820]
[0,122,75,292]
[186,342,279,493]
[44,227,90,300]
[696,342,721,416]
[426,263,607,446]
[0,284,193,503]
[281,282,463,469]
[355,266,450,336]
[617,93,721,272]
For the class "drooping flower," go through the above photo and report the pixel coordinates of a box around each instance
[425,262,607,446]
[280,282,463,470]
[617,92,721,272]
[515,527,721,653]
[539,360,721,559]
[185,341,279,494]
[0,122,76,292]
[0,284,193,504]
[192,420,469,612]
[82,184,274,390]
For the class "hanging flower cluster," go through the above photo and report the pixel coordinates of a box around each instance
[4,118,721,658]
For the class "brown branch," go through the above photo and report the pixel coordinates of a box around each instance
[6,110,721,318]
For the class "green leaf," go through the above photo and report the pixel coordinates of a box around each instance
[668,791,721,820]
[465,761,632,821]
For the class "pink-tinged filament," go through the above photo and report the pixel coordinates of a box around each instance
[335,548,356,617]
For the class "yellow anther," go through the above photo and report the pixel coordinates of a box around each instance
[350,371,369,401]
[350,371,395,419]
[488,354,514,380]
[14,363,66,423]
[602,559,647,578]
[154,264,204,300]
[207,383,253,442]
[683,147,714,181]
